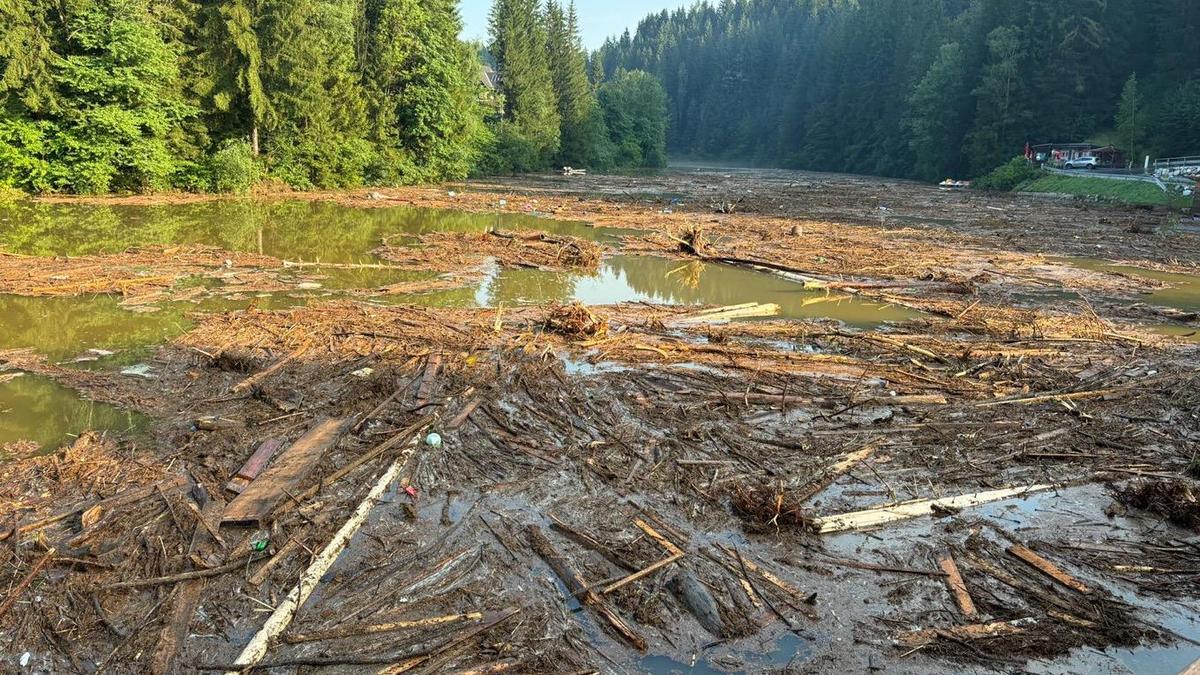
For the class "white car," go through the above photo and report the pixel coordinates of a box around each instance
[1063,156,1099,170]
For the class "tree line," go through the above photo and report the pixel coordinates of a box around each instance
[595,0,1200,181]
[0,0,666,195]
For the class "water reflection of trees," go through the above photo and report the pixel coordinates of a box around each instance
[0,201,598,262]
[0,375,144,449]
[485,268,581,306]
[0,295,191,360]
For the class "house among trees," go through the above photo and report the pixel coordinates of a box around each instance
[1031,143,1125,168]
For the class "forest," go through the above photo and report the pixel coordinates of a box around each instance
[596,0,1200,180]
[0,0,666,194]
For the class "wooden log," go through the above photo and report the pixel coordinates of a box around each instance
[445,397,483,430]
[670,571,725,636]
[714,544,817,620]
[231,345,309,394]
[896,618,1037,647]
[104,554,267,590]
[937,552,978,619]
[284,611,483,644]
[0,548,56,619]
[670,302,781,326]
[812,484,1056,534]
[223,426,427,674]
[374,609,521,675]
[1007,544,1090,594]
[796,443,878,503]
[549,515,637,572]
[525,526,647,651]
[226,438,284,494]
[601,517,687,593]
[1,473,188,542]
[221,417,350,526]
[151,491,225,674]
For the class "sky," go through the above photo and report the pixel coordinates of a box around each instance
[458,0,683,51]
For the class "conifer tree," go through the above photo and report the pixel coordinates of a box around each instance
[967,26,1025,174]
[362,0,487,182]
[257,0,371,187]
[904,43,968,181]
[545,1,599,166]
[488,0,560,167]
[1115,73,1145,167]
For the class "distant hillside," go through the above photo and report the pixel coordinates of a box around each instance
[595,0,1200,180]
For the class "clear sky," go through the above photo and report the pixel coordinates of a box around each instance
[458,0,684,51]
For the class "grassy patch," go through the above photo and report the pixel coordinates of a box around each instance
[1020,174,1175,206]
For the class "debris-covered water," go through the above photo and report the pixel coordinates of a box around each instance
[0,200,917,450]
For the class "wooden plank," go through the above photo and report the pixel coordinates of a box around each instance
[796,443,878,503]
[1007,544,1091,594]
[223,427,427,673]
[896,618,1037,647]
[525,526,647,651]
[937,552,978,619]
[415,353,442,405]
[812,484,1055,534]
[226,438,284,494]
[151,490,225,674]
[221,418,349,526]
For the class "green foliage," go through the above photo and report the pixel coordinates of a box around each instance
[1019,173,1175,206]
[1116,74,1146,166]
[209,139,258,193]
[0,117,52,192]
[0,0,58,113]
[545,1,595,167]
[967,27,1024,175]
[476,122,546,176]
[1156,80,1200,157]
[972,157,1041,192]
[598,70,667,169]
[905,43,968,182]
[363,0,487,184]
[598,0,1200,180]
[489,0,561,166]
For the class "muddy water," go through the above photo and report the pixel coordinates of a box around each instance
[1064,257,1200,312]
[0,374,147,453]
[485,255,919,326]
[0,200,916,450]
[1062,257,1200,342]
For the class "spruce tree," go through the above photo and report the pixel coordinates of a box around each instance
[489,0,560,167]
[258,0,371,187]
[545,1,599,167]
[0,0,58,114]
[192,0,269,153]
[362,0,487,182]
[904,43,968,181]
[967,26,1025,174]
[1115,73,1145,167]
[50,0,194,192]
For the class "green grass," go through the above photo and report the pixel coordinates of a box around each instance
[1019,173,1177,207]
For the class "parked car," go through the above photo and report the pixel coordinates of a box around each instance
[1063,156,1099,170]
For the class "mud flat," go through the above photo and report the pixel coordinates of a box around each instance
[0,168,1198,674]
